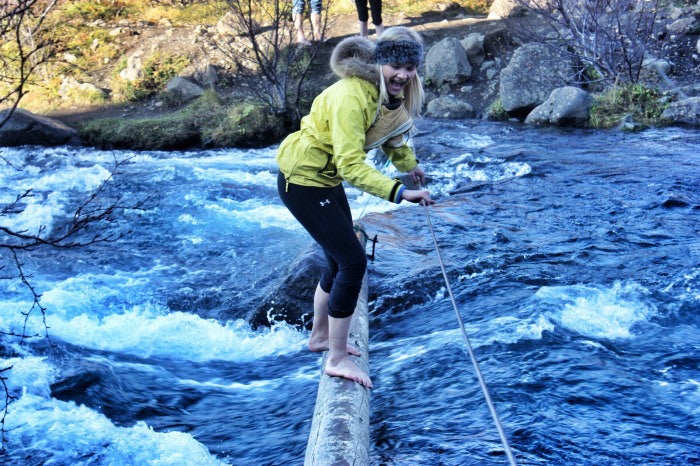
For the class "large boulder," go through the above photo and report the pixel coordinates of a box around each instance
[666,16,696,34]
[165,76,205,101]
[58,77,106,103]
[488,0,529,19]
[216,11,260,36]
[250,246,325,329]
[525,86,593,126]
[460,33,485,66]
[499,43,575,116]
[425,37,472,86]
[661,97,700,126]
[119,50,144,82]
[0,108,81,147]
[426,97,475,119]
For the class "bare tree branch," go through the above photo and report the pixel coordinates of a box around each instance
[3,247,48,340]
[210,0,328,120]
[0,155,155,450]
[0,0,60,129]
[0,365,16,451]
[509,0,662,84]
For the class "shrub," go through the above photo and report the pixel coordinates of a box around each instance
[111,53,190,102]
[508,0,663,85]
[486,98,509,121]
[62,1,138,22]
[589,83,668,129]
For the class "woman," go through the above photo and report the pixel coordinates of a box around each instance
[277,27,433,389]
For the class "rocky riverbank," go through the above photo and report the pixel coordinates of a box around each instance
[2,1,699,148]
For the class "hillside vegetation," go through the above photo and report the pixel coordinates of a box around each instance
[17,0,488,111]
[2,0,697,149]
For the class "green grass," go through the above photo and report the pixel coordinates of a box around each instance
[589,83,669,129]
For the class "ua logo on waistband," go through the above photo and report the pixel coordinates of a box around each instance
[319,199,330,206]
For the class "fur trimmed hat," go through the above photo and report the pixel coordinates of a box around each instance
[374,39,424,66]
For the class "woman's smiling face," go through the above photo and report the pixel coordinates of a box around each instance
[382,63,417,96]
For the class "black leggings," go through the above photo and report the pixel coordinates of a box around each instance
[278,172,367,318]
[354,0,382,26]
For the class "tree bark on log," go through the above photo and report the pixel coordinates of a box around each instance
[304,274,371,466]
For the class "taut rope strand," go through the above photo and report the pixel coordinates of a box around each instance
[420,197,518,466]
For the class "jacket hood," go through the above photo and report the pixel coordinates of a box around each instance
[330,36,379,84]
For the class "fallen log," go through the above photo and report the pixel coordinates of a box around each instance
[304,274,371,466]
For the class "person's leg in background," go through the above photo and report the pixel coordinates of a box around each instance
[309,0,323,41]
[293,0,310,45]
[354,0,370,38]
[368,0,384,36]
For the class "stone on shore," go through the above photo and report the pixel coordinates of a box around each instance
[0,108,81,147]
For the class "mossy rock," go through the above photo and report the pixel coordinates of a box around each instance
[77,93,296,150]
[78,114,201,150]
[203,103,295,148]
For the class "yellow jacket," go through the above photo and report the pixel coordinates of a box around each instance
[277,37,419,203]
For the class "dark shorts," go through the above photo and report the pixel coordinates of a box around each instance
[278,171,367,318]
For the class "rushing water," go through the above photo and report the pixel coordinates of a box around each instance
[1,120,698,465]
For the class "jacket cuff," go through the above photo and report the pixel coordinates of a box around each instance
[392,184,406,204]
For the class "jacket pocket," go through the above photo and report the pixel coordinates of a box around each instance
[316,153,338,179]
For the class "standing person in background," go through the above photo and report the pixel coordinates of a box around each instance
[277,27,433,388]
[355,0,384,38]
[293,0,322,45]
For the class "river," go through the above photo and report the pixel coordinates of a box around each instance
[1,119,698,465]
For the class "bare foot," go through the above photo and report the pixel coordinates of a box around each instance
[325,357,373,389]
[296,32,311,46]
[309,337,361,356]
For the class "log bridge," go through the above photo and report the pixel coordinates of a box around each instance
[304,274,371,466]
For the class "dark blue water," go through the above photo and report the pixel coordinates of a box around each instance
[1,120,698,465]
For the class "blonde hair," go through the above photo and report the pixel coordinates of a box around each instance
[377,26,425,117]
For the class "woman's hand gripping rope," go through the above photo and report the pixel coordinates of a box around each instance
[402,166,434,205]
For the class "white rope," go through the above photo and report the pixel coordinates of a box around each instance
[420,198,518,466]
